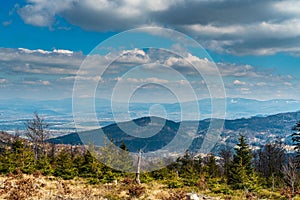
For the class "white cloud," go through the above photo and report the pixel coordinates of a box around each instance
[256,82,267,86]
[18,0,74,27]
[16,0,300,55]
[18,47,74,55]
[118,49,150,63]
[60,76,102,82]
[241,88,249,91]
[17,0,175,30]
[273,0,300,16]
[233,80,246,85]
[0,79,8,84]
[22,80,51,86]
[0,48,82,76]
[284,82,292,87]
[18,48,51,54]
[2,20,12,26]
[53,49,74,55]
[1,47,300,100]
[123,77,169,84]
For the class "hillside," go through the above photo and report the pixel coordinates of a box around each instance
[1,98,300,135]
[47,111,300,153]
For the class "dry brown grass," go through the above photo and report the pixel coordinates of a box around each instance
[0,174,222,200]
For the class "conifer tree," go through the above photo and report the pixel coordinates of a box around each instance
[99,140,133,174]
[54,149,78,179]
[206,153,219,178]
[228,135,259,190]
[75,146,103,179]
[0,138,35,174]
[36,155,53,175]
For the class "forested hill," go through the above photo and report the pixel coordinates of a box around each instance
[47,111,300,153]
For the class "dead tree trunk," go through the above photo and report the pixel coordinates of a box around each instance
[135,149,142,184]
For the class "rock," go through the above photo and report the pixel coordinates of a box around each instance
[187,193,200,200]
[113,179,118,185]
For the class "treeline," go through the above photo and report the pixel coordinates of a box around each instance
[1,113,300,198]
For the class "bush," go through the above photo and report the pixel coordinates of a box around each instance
[210,183,233,195]
[127,184,146,198]
[140,172,154,183]
[182,177,199,187]
[208,178,234,195]
[166,178,183,189]
[87,178,100,185]
[257,189,283,199]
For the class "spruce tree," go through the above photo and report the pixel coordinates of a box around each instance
[0,138,35,174]
[228,135,258,190]
[54,149,78,179]
[36,155,53,175]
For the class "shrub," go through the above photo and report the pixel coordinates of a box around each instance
[87,178,100,185]
[166,178,183,189]
[127,184,146,198]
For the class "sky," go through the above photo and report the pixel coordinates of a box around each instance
[1,0,300,102]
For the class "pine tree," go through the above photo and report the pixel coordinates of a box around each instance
[228,135,259,190]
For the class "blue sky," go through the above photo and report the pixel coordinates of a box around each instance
[1,0,300,101]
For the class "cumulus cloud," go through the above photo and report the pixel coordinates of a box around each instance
[18,0,74,27]
[1,47,299,100]
[16,0,300,55]
[233,80,246,85]
[118,49,151,63]
[0,47,84,99]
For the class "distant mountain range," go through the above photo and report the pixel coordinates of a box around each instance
[1,98,300,135]
[47,111,300,154]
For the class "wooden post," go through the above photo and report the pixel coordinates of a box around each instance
[135,149,142,184]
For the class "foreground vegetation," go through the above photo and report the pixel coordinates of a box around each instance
[1,114,300,199]
[0,172,297,200]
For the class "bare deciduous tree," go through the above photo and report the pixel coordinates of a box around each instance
[24,112,49,159]
[253,142,285,180]
[282,157,298,196]
[219,146,232,178]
